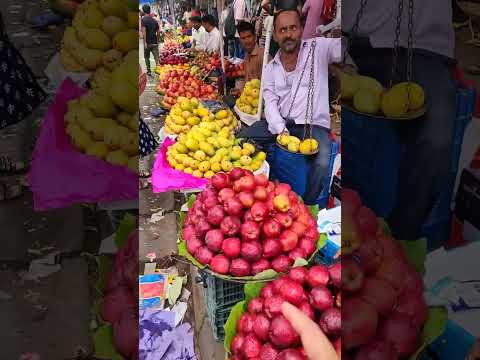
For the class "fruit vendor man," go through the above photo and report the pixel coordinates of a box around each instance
[239,8,341,205]
[230,21,271,97]
[343,0,457,243]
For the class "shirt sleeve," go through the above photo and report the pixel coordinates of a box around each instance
[263,64,286,135]
[326,38,342,64]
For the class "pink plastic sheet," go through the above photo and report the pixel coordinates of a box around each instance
[151,138,208,193]
[29,78,137,211]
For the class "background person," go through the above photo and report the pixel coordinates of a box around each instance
[231,21,269,97]
[191,16,207,51]
[302,0,324,39]
[202,14,222,55]
[141,4,160,76]
[239,9,341,205]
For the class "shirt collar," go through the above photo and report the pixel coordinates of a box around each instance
[272,39,309,65]
[250,45,260,57]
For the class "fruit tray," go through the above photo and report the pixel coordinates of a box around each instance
[342,99,426,120]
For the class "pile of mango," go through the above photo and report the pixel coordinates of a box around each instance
[340,72,425,118]
[61,0,138,72]
[166,106,266,178]
[236,79,261,115]
[64,51,139,173]
[164,98,237,136]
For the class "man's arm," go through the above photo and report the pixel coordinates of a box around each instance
[263,65,286,135]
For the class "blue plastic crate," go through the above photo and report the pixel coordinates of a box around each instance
[204,273,244,315]
[203,273,245,342]
[342,110,401,217]
[206,304,233,341]
[342,86,476,245]
[272,139,339,207]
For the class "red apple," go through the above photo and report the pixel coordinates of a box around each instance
[279,230,299,252]
[253,186,268,201]
[342,297,379,350]
[254,174,269,186]
[237,191,255,208]
[275,183,291,195]
[275,213,293,228]
[263,219,282,238]
[342,256,365,293]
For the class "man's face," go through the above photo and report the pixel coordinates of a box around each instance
[193,21,201,30]
[239,31,256,54]
[203,22,212,32]
[273,11,303,54]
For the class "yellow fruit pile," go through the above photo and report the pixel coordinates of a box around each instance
[64,53,138,174]
[164,98,238,135]
[167,125,266,178]
[61,0,138,72]
[340,72,425,118]
[276,134,319,155]
[236,79,261,115]
[155,64,190,77]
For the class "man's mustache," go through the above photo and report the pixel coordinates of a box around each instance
[283,38,295,44]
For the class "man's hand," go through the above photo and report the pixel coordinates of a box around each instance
[281,302,339,360]
[280,128,289,136]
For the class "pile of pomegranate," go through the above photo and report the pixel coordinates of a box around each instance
[342,188,428,359]
[229,265,341,359]
[101,229,138,360]
[182,168,320,277]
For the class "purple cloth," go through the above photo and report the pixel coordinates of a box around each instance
[139,309,196,360]
[262,37,341,135]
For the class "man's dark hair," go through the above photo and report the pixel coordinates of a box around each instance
[273,9,301,28]
[142,4,151,14]
[202,14,216,27]
[237,21,255,35]
[190,16,201,23]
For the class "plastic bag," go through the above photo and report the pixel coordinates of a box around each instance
[151,138,208,193]
[28,78,137,211]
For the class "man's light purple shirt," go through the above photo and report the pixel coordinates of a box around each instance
[263,37,341,135]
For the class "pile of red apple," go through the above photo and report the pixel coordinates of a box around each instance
[341,188,428,359]
[181,168,320,277]
[229,264,341,359]
[159,54,187,65]
[157,69,218,105]
[225,59,245,78]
